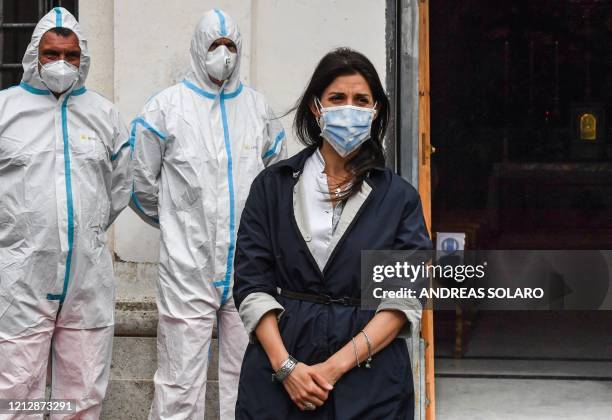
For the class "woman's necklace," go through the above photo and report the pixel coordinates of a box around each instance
[325,172,350,198]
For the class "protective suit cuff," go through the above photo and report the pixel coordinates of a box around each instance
[129,199,159,227]
[238,292,285,344]
[375,297,422,340]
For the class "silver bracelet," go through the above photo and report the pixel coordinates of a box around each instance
[360,330,373,368]
[272,355,298,383]
[351,337,360,368]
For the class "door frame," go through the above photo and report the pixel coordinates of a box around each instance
[386,0,435,418]
[417,2,435,420]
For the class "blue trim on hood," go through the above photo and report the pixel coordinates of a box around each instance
[54,7,63,27]
[20,82,50,95]
[19,83,85,97]
[71,87,87,96]
[222,82,243,99]
[214,9,227,36]
[182,79,216,99]
[182,79,243,100]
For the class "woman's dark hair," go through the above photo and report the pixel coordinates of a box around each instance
[293,47,390,200]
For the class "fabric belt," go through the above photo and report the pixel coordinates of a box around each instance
[279,289,361,306]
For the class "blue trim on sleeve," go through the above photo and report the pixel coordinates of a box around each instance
[131,189,159,225]
[262,129,285,159]
[130,117,167,142]
[128,121,137,158]
[182,79,216,99]
[214,9,227,37]
[20,82,50,95]
[54,7,62,27]
[111,141,131,161]
[128,117,166,162]
[129,117,164,224]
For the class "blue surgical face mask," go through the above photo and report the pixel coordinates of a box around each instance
[315,97,377,158]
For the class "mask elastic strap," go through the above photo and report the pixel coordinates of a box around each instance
[314,96,323,113]
[370,101,378,118]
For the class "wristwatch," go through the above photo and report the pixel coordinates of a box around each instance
[272,355,298,382]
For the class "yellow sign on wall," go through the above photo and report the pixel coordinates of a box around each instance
[580,113,597,141]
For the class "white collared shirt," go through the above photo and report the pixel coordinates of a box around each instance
[299,148,346,272]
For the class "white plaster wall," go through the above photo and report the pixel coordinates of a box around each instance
[78,0,114,99]
[112,0,253,121]
[251,0,387,156]
[80,0,386,263]
[79,0,118,250]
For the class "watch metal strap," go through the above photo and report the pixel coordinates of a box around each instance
[272,355,298,382]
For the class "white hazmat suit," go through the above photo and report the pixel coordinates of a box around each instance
[130,9,287,420]
[0,7,131,419]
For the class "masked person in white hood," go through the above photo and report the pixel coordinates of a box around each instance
[0,7,131,419]
[131,9,287,420]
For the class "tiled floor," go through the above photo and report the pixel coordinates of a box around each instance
[437,377,612,420]
[434,311,612,419]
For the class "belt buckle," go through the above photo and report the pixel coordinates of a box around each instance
[322,294,349,306]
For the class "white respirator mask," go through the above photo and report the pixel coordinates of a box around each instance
[205,45,237,82]
[39,60,79,94]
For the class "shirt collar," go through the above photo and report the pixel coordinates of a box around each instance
[277,145,387,177]
[313,147,326,173]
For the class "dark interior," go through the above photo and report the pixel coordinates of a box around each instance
[429,0,612,361]
[430,0,612,250]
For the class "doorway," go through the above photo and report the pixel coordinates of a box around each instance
[430,0,612,250]
[428,1,612,418]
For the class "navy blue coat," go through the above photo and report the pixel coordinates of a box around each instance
[233,147,432,419]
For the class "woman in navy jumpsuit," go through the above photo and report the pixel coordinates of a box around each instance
[233,48,432,419]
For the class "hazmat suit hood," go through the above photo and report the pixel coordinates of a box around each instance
[21,7,89,93]
[188,9,242,93]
